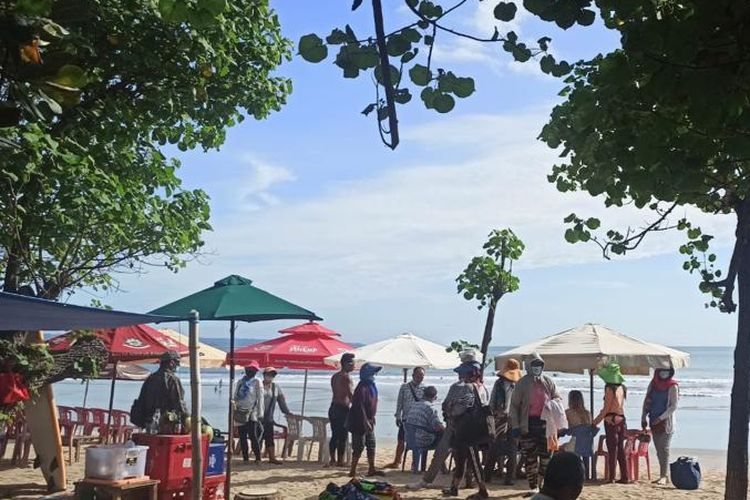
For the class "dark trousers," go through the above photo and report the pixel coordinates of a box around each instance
[328,403,349,463]
[604,421,628,481]
[238,420,262,461]
[262,420,275,449]
[452,444,484,489]
[485,433,517,481]
[519,419,550,490]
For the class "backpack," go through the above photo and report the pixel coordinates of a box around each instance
[671,456,701,490]
[130,398,147,428]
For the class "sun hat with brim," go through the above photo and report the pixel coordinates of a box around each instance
[598,362,625,385]
[263,366,278,376]
[454,361,482,374]
[244,360,261,371]
[360,362,382,379]
[498,358,522,383]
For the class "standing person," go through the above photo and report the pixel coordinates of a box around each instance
[234,361,263,464]
[133,351,187,429]
[348,362,384,477]
[642,367,679,485]
[327,352,355,467]
[385,367,426,468]
[509,353,561,496]
[485,358,522,484]
[261,367,293,465]
[593,362,628,484]
[442,360,490,499]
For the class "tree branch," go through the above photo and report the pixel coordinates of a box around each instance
[371,0,399,149]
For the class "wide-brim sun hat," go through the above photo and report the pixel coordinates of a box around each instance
[263,366,278,376]
[598,362,625,385]
[454,360,482,374]
[244,360,261,371]
[498,358,522,383]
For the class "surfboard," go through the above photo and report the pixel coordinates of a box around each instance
[23,331,66,492]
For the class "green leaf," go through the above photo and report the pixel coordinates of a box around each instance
[493,2,517,21]
[386,34,412,56]
[432,93,455,113]
[394,89,412,104]
[199,0,227,16]
[577,9,596,26]
[298,34,328,63]
[374,64,400,86]
[409,64,432,86]
[584,218,600,230]
[326,29,348,45]
[401,49,418,63]
[452,77,475,98]
[351,0,363,10]
[361,103,376,116]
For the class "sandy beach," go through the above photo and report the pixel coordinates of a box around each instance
[0,444,728,499]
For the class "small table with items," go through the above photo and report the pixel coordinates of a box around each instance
[74,476,160,500]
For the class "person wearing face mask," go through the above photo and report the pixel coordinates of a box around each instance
[261,367,293,465]
[509,352,560,496]
[642,367,679,485]
[347,362,384,477]
[234,361,264,463]
[134,350,186,429]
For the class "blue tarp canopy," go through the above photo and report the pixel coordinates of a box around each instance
[0,291,177,330]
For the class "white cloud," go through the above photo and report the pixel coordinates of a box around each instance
[236,157,296,210]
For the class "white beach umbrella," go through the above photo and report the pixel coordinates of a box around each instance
[494,323,690,416]
[324,333,463,381]
[159,328,229,369]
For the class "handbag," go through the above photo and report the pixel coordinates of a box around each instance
[671,456,701,490]
[454,385,494,446]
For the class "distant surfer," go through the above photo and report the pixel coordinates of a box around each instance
[131,351,187,429]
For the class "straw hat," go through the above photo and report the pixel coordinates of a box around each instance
[498,358,522,383]
[263,366,278,376]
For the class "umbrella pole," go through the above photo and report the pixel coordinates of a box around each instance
[226,319,236,499]
[106,360,118,444]
[301,369,308,417]
[589,369,595,421]
[403,367,407,383]
[189,311,202,500]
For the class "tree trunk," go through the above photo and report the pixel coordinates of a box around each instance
[480,298,497,372]
[725,217,750,500]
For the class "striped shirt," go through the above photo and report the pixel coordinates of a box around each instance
[395,381,424,420]
[405,400,443,448]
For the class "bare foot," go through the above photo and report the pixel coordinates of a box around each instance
[366,469,385,477]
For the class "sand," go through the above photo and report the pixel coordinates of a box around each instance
[0,445,728,499]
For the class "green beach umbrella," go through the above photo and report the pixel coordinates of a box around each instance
[149,274,320,496]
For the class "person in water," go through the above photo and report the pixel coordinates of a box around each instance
[642,366,679,485]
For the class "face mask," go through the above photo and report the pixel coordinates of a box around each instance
[658,371,671,380]
[531,366,543,377]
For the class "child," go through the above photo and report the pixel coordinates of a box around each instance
[566,390,591,428]
[562,390,596,480]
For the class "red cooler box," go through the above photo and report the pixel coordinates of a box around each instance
[203,473,226,500]
[132,433,209,495]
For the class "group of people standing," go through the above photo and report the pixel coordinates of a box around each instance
[229,350,680,498]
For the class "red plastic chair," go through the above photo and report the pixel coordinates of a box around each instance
[10,418,32,465]
[91,408,114,441]
[627,431,652,481]
[110,410,135,443]
[593,435,608,480]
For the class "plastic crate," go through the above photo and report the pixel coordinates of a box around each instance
[84,444,149,480]
[206,443,226,476]
[132,433,208,494]
[203,474,226,500]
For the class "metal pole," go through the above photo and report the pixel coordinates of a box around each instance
[82,379,90,408]
[106,360,118,444]
[301,369,309,417]
[403,368,407,383]
[589,369,595,421]
[226,320,236,499]
[189,311,202,500]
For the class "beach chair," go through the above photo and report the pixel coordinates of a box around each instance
[10,418,32,466]
[282,414,304,459]
[110,410,135,443]
[298,416,329,463]
[627,430,651,481]
[91,408,113,442]
[65,407,102,463]
[593,435,609,480]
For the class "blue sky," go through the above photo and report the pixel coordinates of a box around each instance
[87,2,737,346]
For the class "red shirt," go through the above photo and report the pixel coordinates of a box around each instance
[529,380,547,417]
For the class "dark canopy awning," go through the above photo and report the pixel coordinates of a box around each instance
[0,291,176,330]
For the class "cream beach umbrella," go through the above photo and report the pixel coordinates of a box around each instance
[494,323,690,415]
[159,328,230,369]
[324,333,463,382]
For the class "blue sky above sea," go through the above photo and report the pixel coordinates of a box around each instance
[75,2,738,347]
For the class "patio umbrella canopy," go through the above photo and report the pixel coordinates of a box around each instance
[493,323,690,375]
[233,322,352,415]
[324,333,462,382]
[160,328,229,369]
[149,274,319,498]
[493,323,690,419]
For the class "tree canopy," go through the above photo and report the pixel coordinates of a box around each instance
[0,0,291,299]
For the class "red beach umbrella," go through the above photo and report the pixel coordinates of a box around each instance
[48,325,189,434]
[232,321,352,415]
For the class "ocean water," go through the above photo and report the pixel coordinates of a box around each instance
[51,345,733,451]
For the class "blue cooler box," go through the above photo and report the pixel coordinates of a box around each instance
[206,443,226,476]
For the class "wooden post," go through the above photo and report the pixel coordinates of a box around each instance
[189,311,202,500]
[226,320,236,499]
[106,360,118,444]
